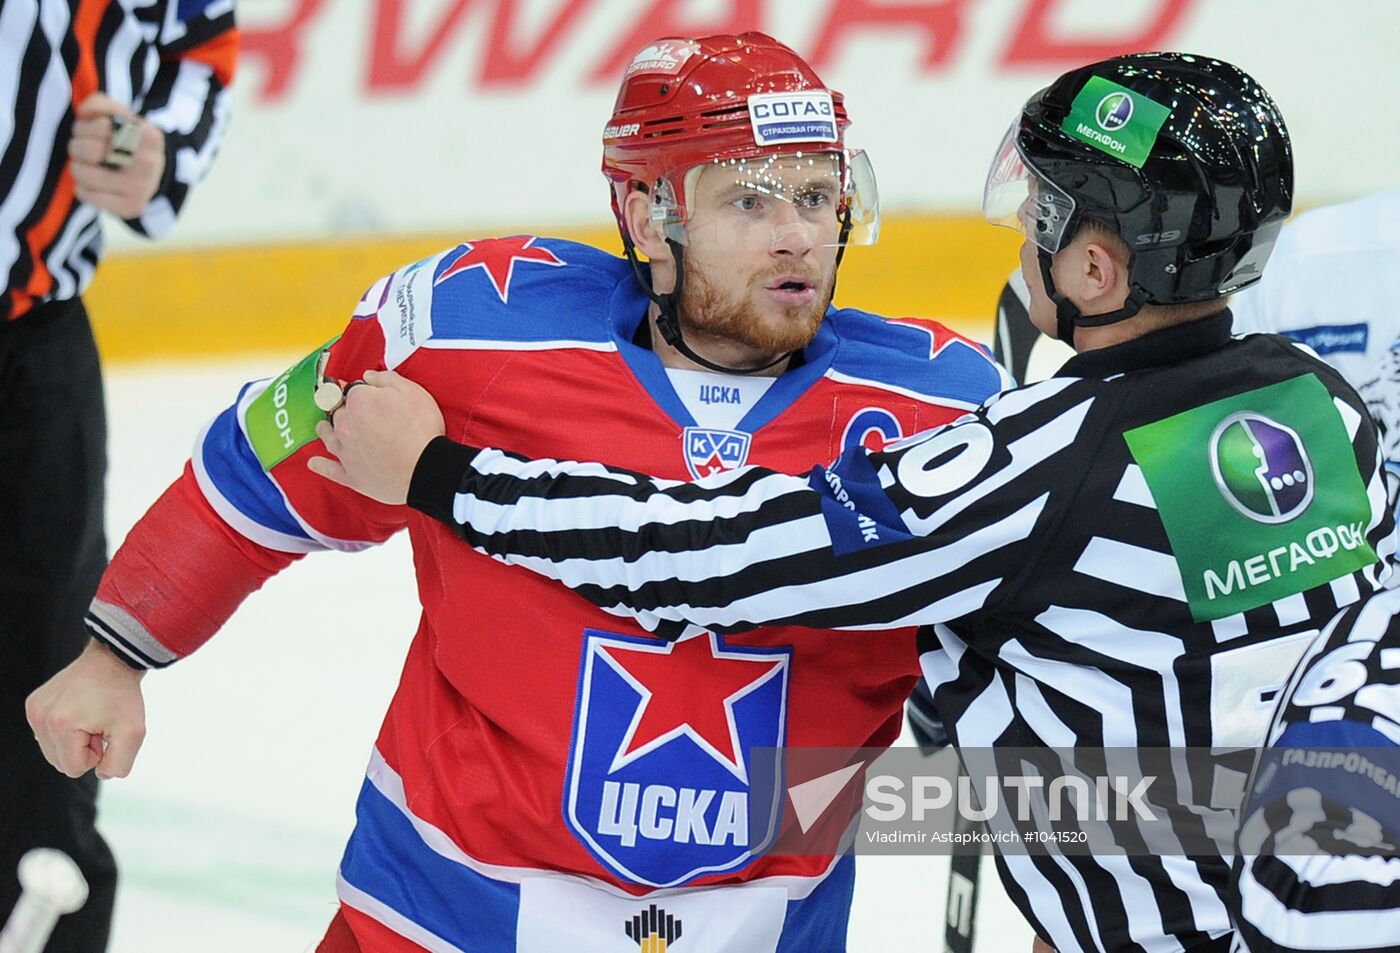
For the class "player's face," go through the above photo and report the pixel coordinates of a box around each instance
[676,155,843,355]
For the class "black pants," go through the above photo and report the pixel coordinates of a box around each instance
[0,297,116,951]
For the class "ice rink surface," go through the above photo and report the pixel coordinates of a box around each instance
[95,356,1036,953]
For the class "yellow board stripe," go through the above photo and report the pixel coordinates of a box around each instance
[87,215,1015,364]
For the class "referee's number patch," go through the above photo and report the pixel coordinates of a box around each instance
[896,423,996,499]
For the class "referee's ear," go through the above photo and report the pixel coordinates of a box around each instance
[1062,233,1129,314]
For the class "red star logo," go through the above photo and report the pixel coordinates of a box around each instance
[433,236,565,303]
[599,634,787,782]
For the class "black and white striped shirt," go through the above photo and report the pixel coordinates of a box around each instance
[407,311,1396,952]
[1231,586,1400,953]
[1,0,235,321]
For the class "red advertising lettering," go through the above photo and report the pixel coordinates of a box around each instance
[478,0,593,86]
[367,0,478,93]
[368,0,596,92]
[239,0,331,103]
[587,0,764,83]
[810,0,972,70]
[244,0,1202,101]
[1002,0,1197,67]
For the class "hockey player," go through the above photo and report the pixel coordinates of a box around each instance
[24,33,1010,953]
[310,53,1398,952]
[1230,189,1400,478]
[1229,585,1400,953]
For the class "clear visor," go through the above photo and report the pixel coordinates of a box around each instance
[652,149,879,252]
[982,122,1076,253]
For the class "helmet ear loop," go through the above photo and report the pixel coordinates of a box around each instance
[620,226,699,360]
[824,203,853,308]
[834,204,853,270]
[1037,247,1080,346]
[833,147,862,271]
[654,238,687,350]
[614,180,687,349]
[620,227,674,322]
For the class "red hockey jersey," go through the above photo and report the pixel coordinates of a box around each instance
[87,236,1008,952]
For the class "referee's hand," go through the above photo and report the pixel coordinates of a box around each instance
[67,92,166,219]
[309,369,446,506]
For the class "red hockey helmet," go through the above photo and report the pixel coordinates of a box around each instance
[602,32,878,248]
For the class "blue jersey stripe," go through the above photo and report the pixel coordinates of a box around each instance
[340,778,520,952]
[339,775,857,950]
[827,311,1005,406]
[777,855,854,952]
[198,397,313,543]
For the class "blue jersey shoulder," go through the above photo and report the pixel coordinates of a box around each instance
[368,237,633,353]
[825,307,1007,408]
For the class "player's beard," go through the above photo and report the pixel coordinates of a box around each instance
[677,260,835,357]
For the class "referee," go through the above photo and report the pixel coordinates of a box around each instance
[315,53,1394,951]
[2,2,236,949]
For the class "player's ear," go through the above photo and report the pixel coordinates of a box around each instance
[623,187,672,262]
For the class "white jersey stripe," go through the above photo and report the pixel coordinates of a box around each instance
[1074,537,1188,602]
[0,0,67,287]
[1236,858,1399,951]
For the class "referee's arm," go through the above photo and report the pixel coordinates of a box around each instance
[125,0,238,237]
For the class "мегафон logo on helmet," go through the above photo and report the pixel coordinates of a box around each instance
[1209,412,1314,524]
[1072,92,1136,157]
[1095,92,1135,132]
[1061,76,1172,169]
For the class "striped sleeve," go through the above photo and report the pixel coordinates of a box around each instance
[1230,588,1400,952]
[126,0,236,238]
[407,377,1098,636]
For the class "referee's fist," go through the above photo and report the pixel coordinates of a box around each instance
[67,92,166,219]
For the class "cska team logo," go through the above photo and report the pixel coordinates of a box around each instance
[565,629,790,887]
[682,427,751,479]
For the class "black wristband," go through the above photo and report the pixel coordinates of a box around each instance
[407,436,482,526]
